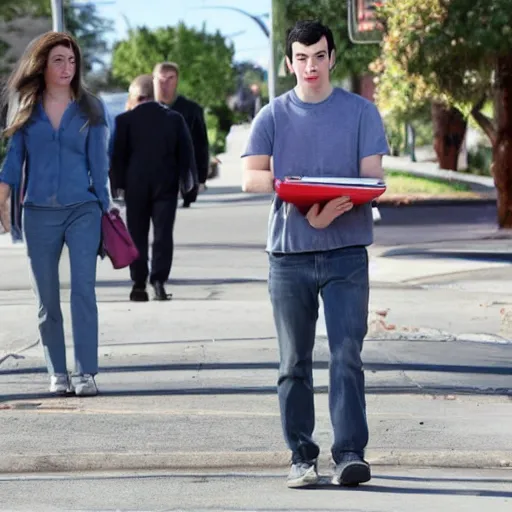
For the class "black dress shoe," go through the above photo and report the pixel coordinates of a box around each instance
[152,281,172,301]
[130,285,149,302]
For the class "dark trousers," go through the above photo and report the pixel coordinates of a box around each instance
[268,246,370,464]
[125,190,178,285]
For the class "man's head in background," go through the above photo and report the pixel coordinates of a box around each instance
[250,83,261,96]
[126,74,154,110]
[153,62,179,105]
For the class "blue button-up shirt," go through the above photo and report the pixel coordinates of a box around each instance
[0,101,111,212]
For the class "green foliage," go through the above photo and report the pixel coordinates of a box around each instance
[414,116,434,147]
[379,0,512,113]
[205,111,225,155]
[112,23,236,111]
[0,138,6,162]
[0,0,47,20]
[385,170,471,194]
[467,146,493,176]
[234,61,265,85]
[273,0,379,93]
[370,0,440,150]
[0,0,113,74]
[63,2,113,73]
[112,23,236,155]
[0,39,10,76]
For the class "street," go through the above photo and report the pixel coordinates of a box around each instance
[1,126,511,510]
[1,467,511,511]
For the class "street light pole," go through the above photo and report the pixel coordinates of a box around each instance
[196,6,275,101]
[268,7,275,101]
[51,0,64,32]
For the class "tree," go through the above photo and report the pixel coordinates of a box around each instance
[273,0,380,95]
[379,0,512,228]
[63,2,113,73]
[370,54,433,155]
[111,23,236,111]
[39,0,113,73]
[0,0,113,75]
[371,2,467,170]
[0,0,46,19]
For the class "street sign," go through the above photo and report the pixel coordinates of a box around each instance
[348,0,385,44]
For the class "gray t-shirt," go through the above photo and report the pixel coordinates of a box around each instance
[242,87,389,254]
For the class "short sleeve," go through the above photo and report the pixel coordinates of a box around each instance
[241,104,274,157]
[358,103,389,160]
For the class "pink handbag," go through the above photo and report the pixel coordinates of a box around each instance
[101,209,139,269]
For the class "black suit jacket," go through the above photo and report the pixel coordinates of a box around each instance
[110,101,195,199]
[170,95,209,185]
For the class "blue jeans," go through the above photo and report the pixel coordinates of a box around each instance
[23,202,102,376]
[268,246,369,464]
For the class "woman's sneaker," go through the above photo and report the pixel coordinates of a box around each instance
[49,374,70,395]
[72,374,98,397]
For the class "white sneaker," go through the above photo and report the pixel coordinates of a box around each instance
[72,374,98,397]
[287,461,319,488]
[49,374,69,395]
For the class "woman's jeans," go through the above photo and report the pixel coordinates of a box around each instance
[268,246,369,465]
[23,202,102,376]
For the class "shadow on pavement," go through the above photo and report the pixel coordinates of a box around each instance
[1,384,511,404]
[175,242,265,250]
[198,195,272,205]
[0,472,510,498]
[325,483,512,498]
[202,186,244,195]
[373,474,512,485]
[95,277,267,288]
[380,249,512,262]
[2,361,511,376]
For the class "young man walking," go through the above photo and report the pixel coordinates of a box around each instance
[242,20,389,488]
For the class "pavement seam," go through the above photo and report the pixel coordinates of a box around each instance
[0,338,40,366]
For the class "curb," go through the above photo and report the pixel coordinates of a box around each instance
[1,450,511,474]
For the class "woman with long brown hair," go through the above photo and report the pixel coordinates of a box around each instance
[0,32,112,396]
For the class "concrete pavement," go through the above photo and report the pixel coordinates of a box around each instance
[0,124,511,478]
[1,467,512,511]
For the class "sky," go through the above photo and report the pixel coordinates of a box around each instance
[74,0,272,69]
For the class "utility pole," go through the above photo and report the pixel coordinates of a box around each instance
[268,7,275,101]
[51,0,64,32]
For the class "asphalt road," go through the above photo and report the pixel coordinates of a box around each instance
[1,467,511,512]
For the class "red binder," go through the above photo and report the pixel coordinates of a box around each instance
[274,176,386,214]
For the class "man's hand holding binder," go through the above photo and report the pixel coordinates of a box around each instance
[306,196,353,229]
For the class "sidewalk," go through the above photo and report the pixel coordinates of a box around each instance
[1,124,511,475]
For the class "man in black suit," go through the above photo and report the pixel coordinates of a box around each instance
[110,74,195,301]
[153,62,210,207]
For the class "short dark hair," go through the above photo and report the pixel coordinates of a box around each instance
[286,20,336,62]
